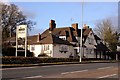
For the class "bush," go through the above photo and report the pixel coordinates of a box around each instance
[2,47,34,57]
[38,53,49,57]
[107,51,120,60]
[2,57,79,64]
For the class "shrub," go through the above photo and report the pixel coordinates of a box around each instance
[107,51,120,60]
[38,53,49,57]
[2,47,34,57]
[2,57,79,64]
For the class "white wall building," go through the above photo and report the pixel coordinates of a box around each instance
[4,20,109,59]
[27,20,109,58]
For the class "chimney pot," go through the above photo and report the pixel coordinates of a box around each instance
[49,20,56,31]
[83,24,89,29]
[72,23,78,30]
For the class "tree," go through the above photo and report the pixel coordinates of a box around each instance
[0,3,35,41]
[94,19,120,51]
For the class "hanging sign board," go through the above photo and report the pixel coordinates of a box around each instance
[16,25,27,57]
[17,25,27,38]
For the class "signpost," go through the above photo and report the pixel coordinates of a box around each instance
[16,25,27,57]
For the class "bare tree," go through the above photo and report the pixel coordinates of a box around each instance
[94,19,119,51]
[0,3,35,41]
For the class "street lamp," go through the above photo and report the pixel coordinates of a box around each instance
[79,0,84,62]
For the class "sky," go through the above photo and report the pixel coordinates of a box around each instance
[1,1,118,35]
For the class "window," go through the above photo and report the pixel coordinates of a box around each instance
[59,36,66,40]
[44,45,46,50]
[59,45,68,53]
[47,46,48,50]
[43,45,49,51]
[31,45,35,51]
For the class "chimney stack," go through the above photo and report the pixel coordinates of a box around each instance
[37,33,41,42]
[72,23,78,31]
[49,20,56,31]
[83,24,89,29]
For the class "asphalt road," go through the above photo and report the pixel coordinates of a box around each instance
[1,62,119,80]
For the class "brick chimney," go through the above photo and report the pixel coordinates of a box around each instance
[83,24,89,29]
[72,23,78,31]
[49,20,56,31]
[37,33,41,42]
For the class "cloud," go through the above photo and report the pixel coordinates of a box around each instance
[16,6,36,19]
[23,10,36,19]
[0,0,10,5]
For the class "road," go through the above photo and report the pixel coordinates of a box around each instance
[1,63,119,80]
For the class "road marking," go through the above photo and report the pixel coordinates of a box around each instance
[70,70,88,74]
[98,74,117,79]
[61,70,88,75]
[98,66,113,70]
[61,72,70,75]
[23,75,42,79]
[42,66,52,68]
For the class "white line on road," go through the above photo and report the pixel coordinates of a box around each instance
[42,66,52,68]
[61,70,88,75]
[70,70,88,74]
[98,74,117,79]
[61,72,70,75]
[98,66,113,70]
[22,75,42,79]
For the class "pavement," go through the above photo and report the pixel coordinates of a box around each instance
[1,62,119,79]
[1,60,117,68]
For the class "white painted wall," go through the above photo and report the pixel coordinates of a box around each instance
[84,31,97,58]
[84,31,97,46]
[29,44,53,57]
[29,44,74,58]
[29,45,41,57]
[42,44,53,57]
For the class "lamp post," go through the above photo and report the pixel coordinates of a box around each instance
[79,0,84,62]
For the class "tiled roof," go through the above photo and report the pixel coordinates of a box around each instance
[30,33,72,45]
[42,27,77,42]
[94,35,101,40]
[95,42,109,51]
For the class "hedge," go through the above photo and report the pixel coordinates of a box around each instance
[1,56,79,64]
[106,51,120,60]
[2,47,34,57]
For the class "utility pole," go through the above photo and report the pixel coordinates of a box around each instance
[79,0,84,62]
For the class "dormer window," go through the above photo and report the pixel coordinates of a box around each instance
[59,36,66,40]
